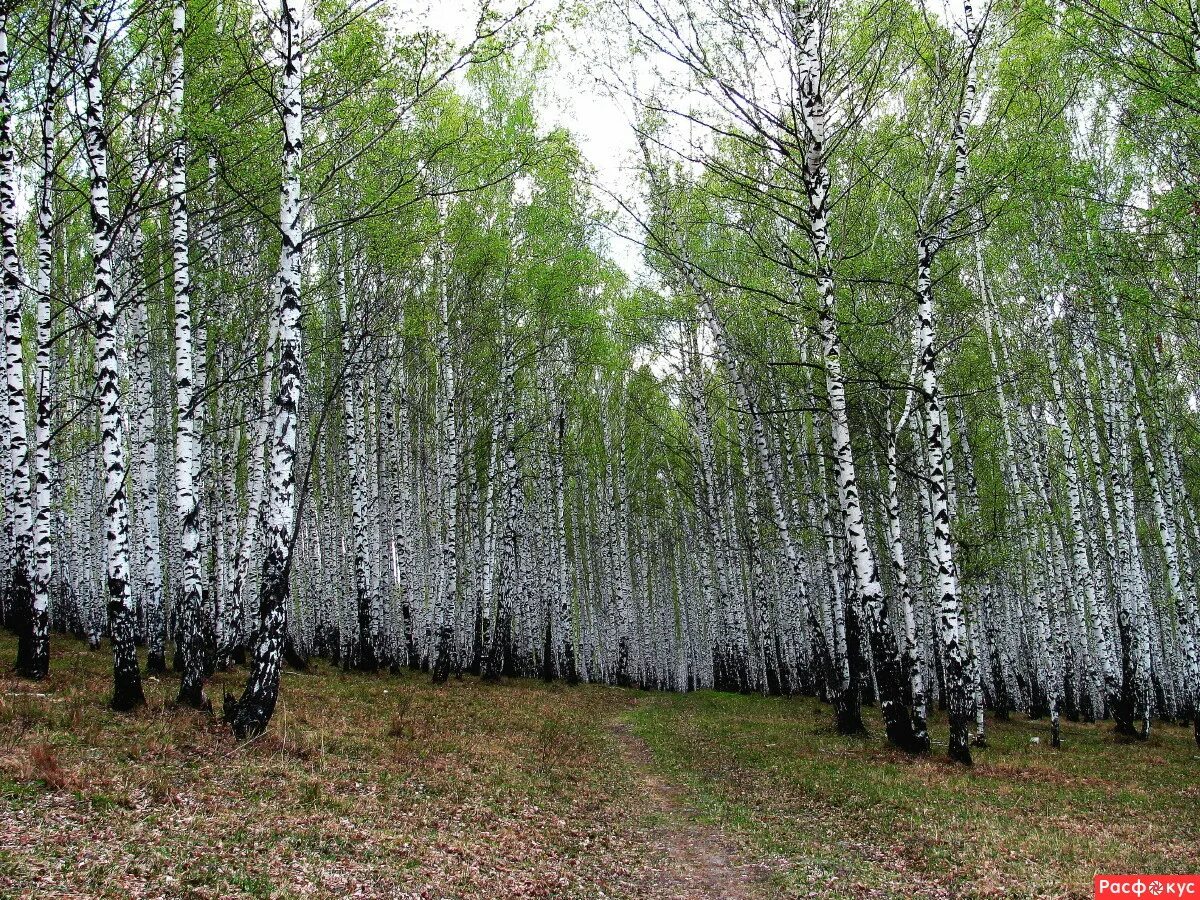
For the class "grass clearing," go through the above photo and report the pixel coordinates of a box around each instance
[628,691,1200,899]
[2,632,1196,899]
[0,633,673,899]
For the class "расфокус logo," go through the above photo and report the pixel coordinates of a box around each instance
[1096,877,1200,898]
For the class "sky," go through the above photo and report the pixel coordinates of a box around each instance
[396,0,974,281]
[399,0,649,274]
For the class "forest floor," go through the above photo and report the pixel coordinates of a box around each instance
[0,634,1195,900]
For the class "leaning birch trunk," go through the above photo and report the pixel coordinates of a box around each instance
[4,22,37,679]
[791,0,923,749]
[1120,323,1198,738]
[81,0,144,710]
[225,0,303,739]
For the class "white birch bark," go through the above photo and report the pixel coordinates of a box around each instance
[28,37,56,680]
[552,383,577,682]
[132,223,166,673]
[1103,345,1154,737]
[226,0,303,738]
[4,21,37,679]
[1120,328,1198,729]
[231,317,276,658]
[886,363,928,737]
[909,0,981,763]
[1049,336,1110,716]
[81,0,144,709]
[338,244,377,670]
[789,0,924,747]
[167,0,208,707]
[431,262,457,682]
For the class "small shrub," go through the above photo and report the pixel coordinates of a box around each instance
[29,743,72,790]
[536,716,567,775]
[387,695,415,740]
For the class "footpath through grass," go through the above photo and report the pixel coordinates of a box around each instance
[628,691,1200,899]
[2,631,1196,899]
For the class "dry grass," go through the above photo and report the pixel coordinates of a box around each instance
[0,633,678,899]
[3,632,1195,899]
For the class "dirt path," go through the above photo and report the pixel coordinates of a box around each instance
[610,710,773,900]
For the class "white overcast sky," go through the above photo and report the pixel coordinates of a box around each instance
[399,0,970,278]
[396,0,649,273]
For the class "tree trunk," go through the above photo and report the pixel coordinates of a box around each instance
[4,22,37,680]
[225,0,303,739]
[81,0,144,711]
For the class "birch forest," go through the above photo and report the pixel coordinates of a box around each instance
[1,0,1198,895]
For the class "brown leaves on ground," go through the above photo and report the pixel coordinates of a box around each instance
[0,636,696,900]
[8,637,1195,900]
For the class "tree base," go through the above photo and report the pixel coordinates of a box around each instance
[15,660,49,680]
[224,690,271,740]
[176,680,211,711]
[887,721,931,754]
[834,689,866,736]
[111,681,146,712]
[948,740,973,765]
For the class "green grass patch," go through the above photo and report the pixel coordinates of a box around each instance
[628,691,1199,898]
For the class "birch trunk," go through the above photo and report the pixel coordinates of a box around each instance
[339,246,377,671]
[168,0,208,707]
[915,250,972,763]
[226,0,303,738]
[431,269,457,683]
[82,0,144,710]
[28,36,56,679]
[790,0,923,748]
[5,21,38,679]
[553,393,577,683]
[132,232,166,673]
